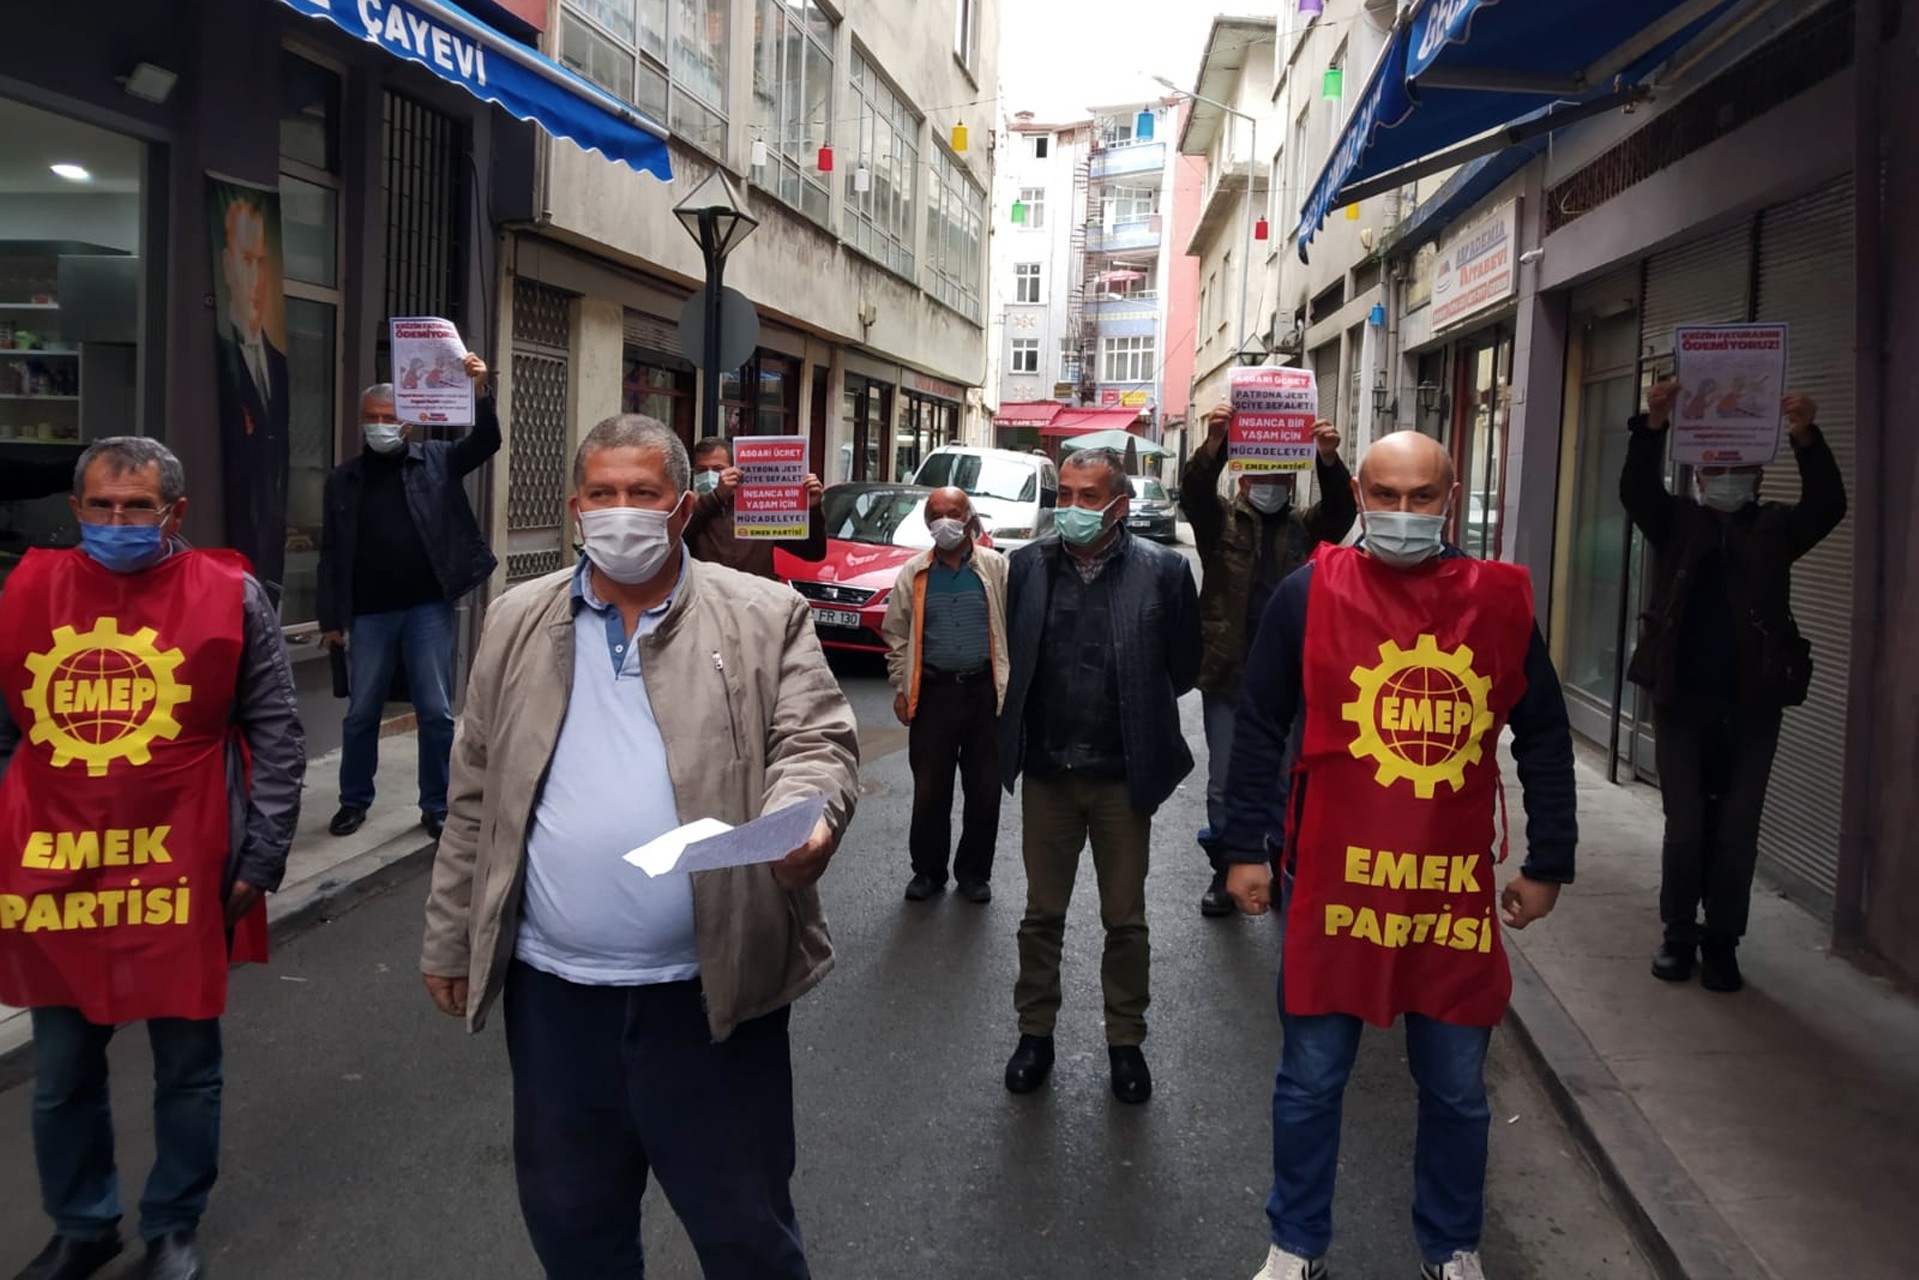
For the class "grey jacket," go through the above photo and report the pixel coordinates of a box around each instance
[421,557,861,1041]
[0,545,306,893]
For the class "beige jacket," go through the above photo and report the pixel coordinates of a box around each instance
[881,545,1011,716]
[421,558,860,1041]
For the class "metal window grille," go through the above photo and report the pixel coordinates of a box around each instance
[507,280,572,583]
[383,91,465,329]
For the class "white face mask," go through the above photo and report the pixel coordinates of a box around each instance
[1697,473,1759,512]
[363,421,406,455]
[578,499,684,585]
[928,517,969,551]
[1362,505,1449,569]
[692,469,721,495]
[1246,483,1293,515]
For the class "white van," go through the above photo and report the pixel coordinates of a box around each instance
[911,446,1060,549]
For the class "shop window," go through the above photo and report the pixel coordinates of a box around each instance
[560,0,730,155]
[844,376,892,481]
[1452,333,1512,560]
[382,92,464,341]
[843,51,920,279]
[0,98,147,590]
[623,355,694,445]
[751,0,834,225]
[1559,313,1643,704]
[720,350,799,437]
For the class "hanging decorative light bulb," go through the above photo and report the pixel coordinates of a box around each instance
[1011,198,1027,225]
[1322,67,1344,100]
[818,143,834,173]
[751,137,768,168]
[1254,217,1271,241]
[1135,108,1155,142]
[853,165,872,193]
[951,120,969,152]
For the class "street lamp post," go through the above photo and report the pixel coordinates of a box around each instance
[673,169,760,441]
[1154,76,1259,358]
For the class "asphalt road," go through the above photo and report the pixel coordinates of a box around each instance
[0,547,1652,1280]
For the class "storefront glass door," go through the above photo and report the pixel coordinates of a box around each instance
[1452,331,1512,559]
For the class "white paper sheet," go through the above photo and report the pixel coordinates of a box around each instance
[622,794,829,878]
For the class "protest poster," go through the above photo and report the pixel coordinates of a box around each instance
[1229,366,1318,473]
[732,436,811,539]
[1672,324,1789,466]
[389,317,474,427]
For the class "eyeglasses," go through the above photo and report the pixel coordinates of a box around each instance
[75,502,172,527]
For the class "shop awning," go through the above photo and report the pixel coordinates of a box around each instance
[1295,0,1734,260]
[280,0,673,179]
[1041,407,1147,438]
[994,401,1065,429]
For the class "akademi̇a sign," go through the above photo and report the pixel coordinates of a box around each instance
[1429,201,1518,332]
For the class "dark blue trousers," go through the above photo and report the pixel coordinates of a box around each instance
[503,961,810,1280]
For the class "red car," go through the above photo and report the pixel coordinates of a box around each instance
[775,482,992,653]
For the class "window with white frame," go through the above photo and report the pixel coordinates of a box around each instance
[1102,335,1155,383]
[1029,134,1050,160]
[1014,262,1043,304]
[843,50,920,278]
[1289,108,1312,237]
[1103,185,1157,224]
[955,0,980,73]
[751,0,835,224]
[1010,338,1040,374]
[928,147,986,323]
[1269,146,1285,240]
[1325,48,1347,150]
[1018,186,1046,228]
[560,0,729,154]
[1059,339,1077,382]
[1097,113,1135,147]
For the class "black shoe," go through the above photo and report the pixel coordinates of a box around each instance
[1651,939,1695,982]
[903,874,945,902]
[142,1232,202,1280]
[1199,868,1236,918]
[958,880,992,904]
[328,805,367,837]
[421,811,445,840]
[1700,940,1744,993]
[1109,1044,1152,1105]
[14,1234,123,1280]
[1004,1034,1055,1093]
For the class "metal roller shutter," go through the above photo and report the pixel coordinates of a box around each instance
[1640,221,1753,375]
[1750,178,1855,912]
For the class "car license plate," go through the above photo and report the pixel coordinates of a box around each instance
[814,608,861,629]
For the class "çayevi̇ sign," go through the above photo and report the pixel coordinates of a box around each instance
[1430,200,1517,331]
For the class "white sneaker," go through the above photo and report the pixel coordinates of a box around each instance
[1253,1244,1328,1280]
[1420,1250,1487,1280]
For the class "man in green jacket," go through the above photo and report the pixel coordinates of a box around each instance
[1180,402,1355,916]
[421,414,859,1279]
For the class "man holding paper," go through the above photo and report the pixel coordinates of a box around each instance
[685,436,828,579]
[1623,381,1845,993]
[421,414,859,1280]
[317,352,497,842]
[1181,401,1354,917]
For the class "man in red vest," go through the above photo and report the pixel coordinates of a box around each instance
[1221,431,1578,1280]
[0,438,304,1280]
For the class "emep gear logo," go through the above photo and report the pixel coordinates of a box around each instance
[20,620,192,777]
[1342,635,1493,799]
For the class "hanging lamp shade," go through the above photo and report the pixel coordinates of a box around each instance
[1298,0,1323,14]
[1135,108,1155,141]
[817,143,834,173]
[1010,199,1027,225]
[750,138,767,168]
[1254,217,1270,241]
[853,165,872,193]
[951,121,969,152]
[1344,203,1360,221]
[1322,67,1344,100]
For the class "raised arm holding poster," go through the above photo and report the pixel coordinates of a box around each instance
[1229,366,1318,473]
[1671,323,1790,466]
[390,317,475,427]
[732,436,811,540]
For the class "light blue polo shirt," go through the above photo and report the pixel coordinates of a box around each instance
[515,552,700,986]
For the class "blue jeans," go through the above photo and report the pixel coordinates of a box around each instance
[339,602,455,816]
[1267,886,1493,1264]
[29,1008,223,1242]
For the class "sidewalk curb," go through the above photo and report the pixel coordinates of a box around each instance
[1503,945,1775,1280]
[0,834,439,1092]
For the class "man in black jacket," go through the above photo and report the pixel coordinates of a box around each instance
[997,447,1201,1106]
[1622,381,1845,992]
[318,354,499,841]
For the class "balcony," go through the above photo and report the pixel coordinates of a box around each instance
[1090,140,1166,181]
[1090,290,1160,320]
[1086,215,1163,254]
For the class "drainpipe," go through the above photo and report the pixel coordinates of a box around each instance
[1833,0,1886,953]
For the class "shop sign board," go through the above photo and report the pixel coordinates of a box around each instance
[1430,201,1517,331]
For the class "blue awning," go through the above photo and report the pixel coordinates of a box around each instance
[280,0,673,180]
[1295,0,1735,259]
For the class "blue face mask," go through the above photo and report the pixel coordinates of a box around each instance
[1055,498,1117,547]
[79,523,166,574]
